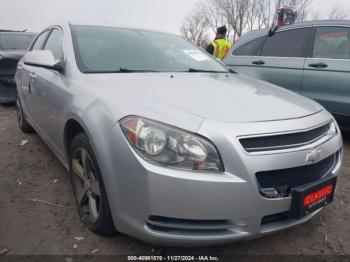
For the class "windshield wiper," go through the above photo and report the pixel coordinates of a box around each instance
[83,68,159,74]
[83,68,236,74]
[119,68,159,73]
[187,68,231,73]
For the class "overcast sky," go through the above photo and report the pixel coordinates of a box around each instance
[0,0,349,34]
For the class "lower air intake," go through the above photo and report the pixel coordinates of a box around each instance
[256,153,337,198]
[146,216,242,234]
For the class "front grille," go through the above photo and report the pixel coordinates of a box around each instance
[256,153,337,197]
[0,76,16,88]
[0,58,19,71]
[240,123,331,152]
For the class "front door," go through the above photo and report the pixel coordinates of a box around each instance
[29,28,68,153]
[224,36,266,79]
[254,27,312,95]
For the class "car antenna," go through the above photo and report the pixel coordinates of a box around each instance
[268,25,279,37]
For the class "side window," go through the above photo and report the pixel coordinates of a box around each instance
[233,37,265,56]
[43,29,64,61]
[313,27,350,59]
[261,28,310,57]
[31,30,50,51]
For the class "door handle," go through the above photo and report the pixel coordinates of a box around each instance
[308,62,328,68]
[252,60,265,65]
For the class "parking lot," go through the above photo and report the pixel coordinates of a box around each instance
[0,104,349,256]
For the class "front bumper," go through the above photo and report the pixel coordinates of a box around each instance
[102,110,342,246]
[0,75,16,104]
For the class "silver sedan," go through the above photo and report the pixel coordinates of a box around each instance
[15,23,343,246]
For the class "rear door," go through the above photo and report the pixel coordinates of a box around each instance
[254,27,312,94]
[302,26,350,121]
[17,29,51,120]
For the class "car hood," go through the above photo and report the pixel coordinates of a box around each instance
[83,72,322,124]
[0,50,26,59]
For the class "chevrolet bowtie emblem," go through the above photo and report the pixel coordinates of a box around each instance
[306,149,322,163]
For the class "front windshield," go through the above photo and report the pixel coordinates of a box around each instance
[0,33,35,50]
[71,25,228,73]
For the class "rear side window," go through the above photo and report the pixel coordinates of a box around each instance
[31,30,50,51]
[313,27,350,59]
[43,29,64,61]
[261,28,310,57]
[233,37,265,56]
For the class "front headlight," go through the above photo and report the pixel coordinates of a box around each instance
[120,116,224,172]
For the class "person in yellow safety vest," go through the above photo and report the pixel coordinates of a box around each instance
[206,26,232,60]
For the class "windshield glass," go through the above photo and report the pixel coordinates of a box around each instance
[0,33,35,50]
[71,25,228,73]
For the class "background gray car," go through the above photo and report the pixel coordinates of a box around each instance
[0,30,35,104]
[224,20,350,129]
[15,23,342,246]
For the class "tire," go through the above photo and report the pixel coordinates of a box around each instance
[69,133,116,236]
[16,93,34,133]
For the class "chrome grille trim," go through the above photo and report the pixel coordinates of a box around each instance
[239,121,333,153]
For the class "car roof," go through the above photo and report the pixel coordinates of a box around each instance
[38,22,174,37]
[234,20,350,49]
[69,23,176,36]
[0,31,36,35]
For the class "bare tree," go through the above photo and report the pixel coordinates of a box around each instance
[256,0,275,29]
[268,0,313,24]
[246,0,261,31]
[200,0,227,34]
[293,0,313,22]
[328,5,350,20]
[199,0,236,41]
[180,0,316,46]
[179,7,209,47]
[218,0,251,40]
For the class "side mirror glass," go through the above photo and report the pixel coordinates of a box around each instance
[23,50,65,74]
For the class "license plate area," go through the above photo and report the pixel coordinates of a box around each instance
[290,176,337,219]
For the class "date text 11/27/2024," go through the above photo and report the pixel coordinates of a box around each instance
[127,256,220,261]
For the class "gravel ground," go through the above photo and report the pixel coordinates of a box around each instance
[0,105,349,256]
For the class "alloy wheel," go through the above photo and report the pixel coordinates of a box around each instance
[16,96,23,127]
[71,147,101,224]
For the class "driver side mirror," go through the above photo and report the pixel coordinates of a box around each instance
[23,50,65,74]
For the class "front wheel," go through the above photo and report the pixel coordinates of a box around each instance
[69,133,116,236]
